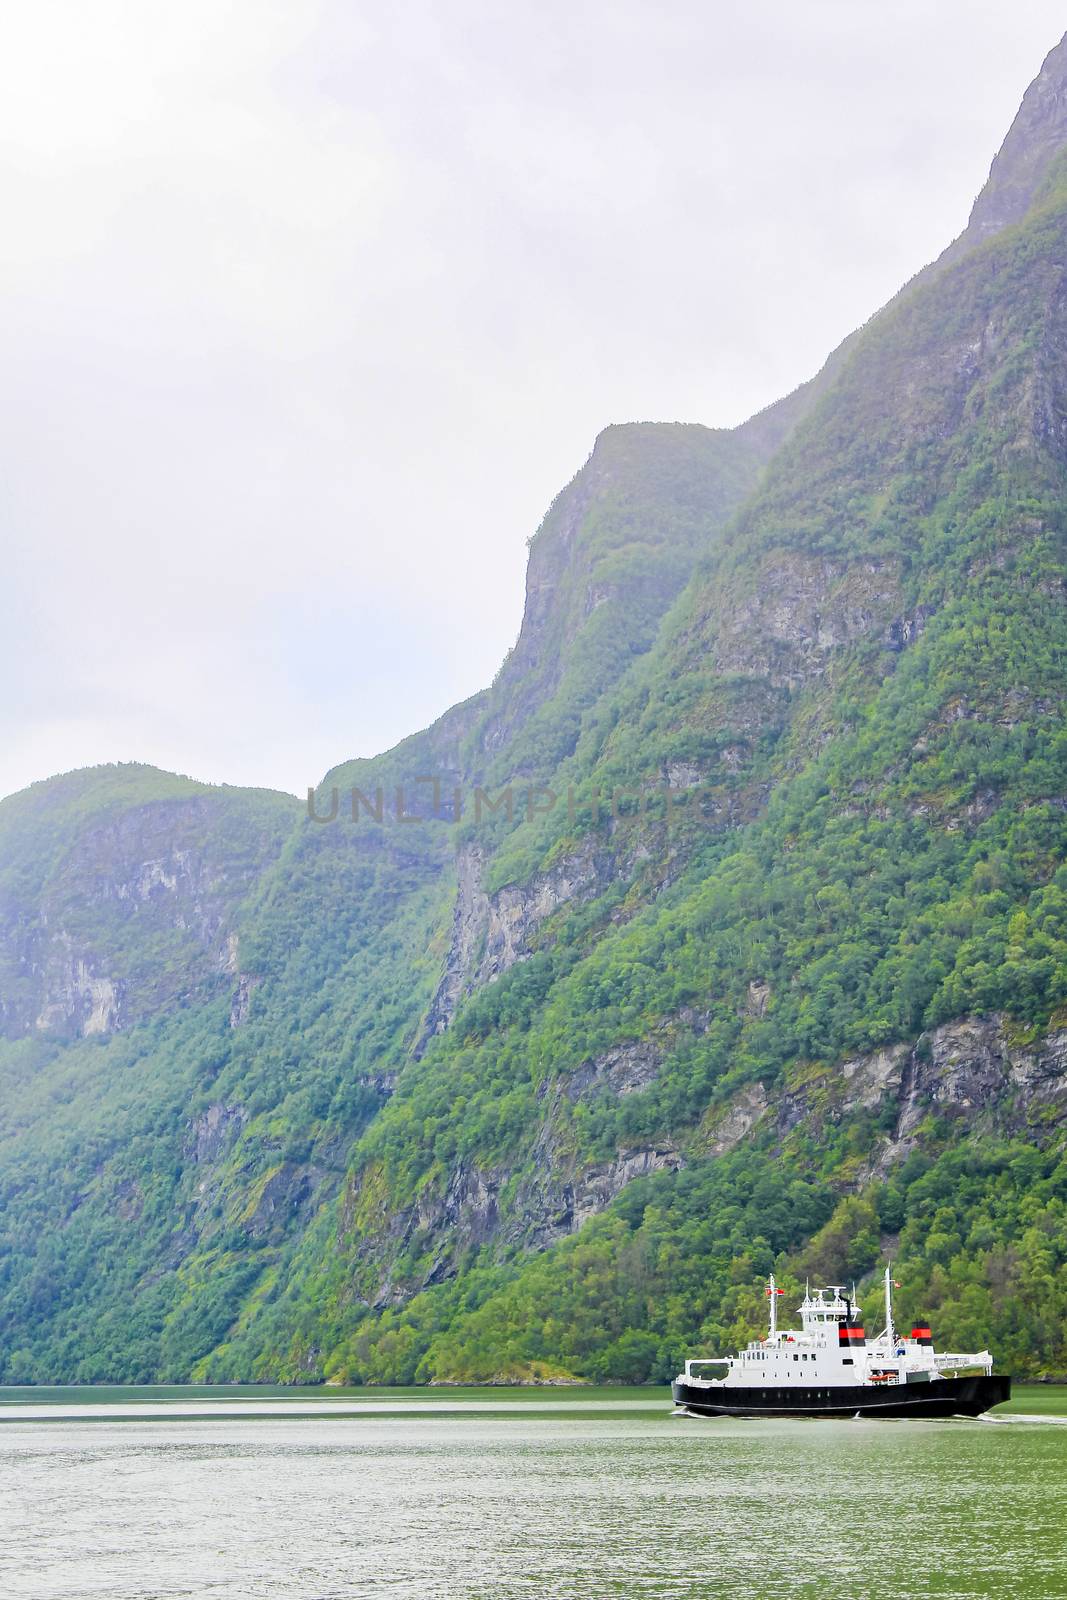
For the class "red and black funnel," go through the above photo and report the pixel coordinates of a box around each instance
[838,1320,866,1347]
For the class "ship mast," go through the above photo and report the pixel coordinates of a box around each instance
[884,1264,895,1346]
[767,1273,778,1339]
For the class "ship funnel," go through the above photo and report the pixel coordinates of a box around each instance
[838,1319,866,1349]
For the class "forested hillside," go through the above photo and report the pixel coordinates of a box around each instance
[1,36,1066,1385]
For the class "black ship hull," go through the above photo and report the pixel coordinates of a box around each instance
[672,1374,1010,1419]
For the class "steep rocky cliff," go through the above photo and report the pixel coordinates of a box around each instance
[0,767,297,1040]
[1,34,1066,1386]
[947,32,1067,259]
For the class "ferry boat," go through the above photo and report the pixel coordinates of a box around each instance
[672,1269,1010,1419]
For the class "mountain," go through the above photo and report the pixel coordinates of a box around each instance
[2,37,1067,1386]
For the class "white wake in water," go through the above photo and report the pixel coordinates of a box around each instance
[979,1411,1067,1425]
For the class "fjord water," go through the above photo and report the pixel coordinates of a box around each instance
[1,1388,1065,1599]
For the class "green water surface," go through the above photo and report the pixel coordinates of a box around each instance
[0,1384,1063,1598]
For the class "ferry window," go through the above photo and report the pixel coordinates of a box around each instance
[842,1358,853,1366]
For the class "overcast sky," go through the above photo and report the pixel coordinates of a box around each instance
[1,1,1062,802]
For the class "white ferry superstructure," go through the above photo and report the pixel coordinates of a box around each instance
[671,1268,1010,1418]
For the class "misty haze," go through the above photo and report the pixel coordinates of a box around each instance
[2,7,1067,1600]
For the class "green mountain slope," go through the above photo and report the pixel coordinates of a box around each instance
[2,35,1067,1385]
[0,421,782,1382]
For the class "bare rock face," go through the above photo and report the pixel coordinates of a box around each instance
[244,1163,328,1243]
[963,33,1067,249]
[476,843,612,984]
[33,952,123,1037]
[182,1102,250,1231]
[343,1078,686,1306]
[570,1145,683,1232]
[185,1102,248,1166]
[771,1017,1067,1176]
[837,1043,912,1111]
[418,844,491,1046]
[701,1082,770,1157]
[663,760,706,790]
[895,1018,1067,1143]
[564,1039,666,1101]
[421,837,617,1042]
[505,1138,685,1255]
[694,1017,1067,1181]
[884,606,935,653]
[383,1020,698,1292]
[183,1101,336,1246]
[229,973,261,1028]
[894,1021,1015,1140]
[419,1163,502,1273]
[0,792,293,1040]
[478,469,595,756]
[745,980,771,1019]
[1010,1023,1067,1097]
[712,556,902,689]
[368,1140,684,1305]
